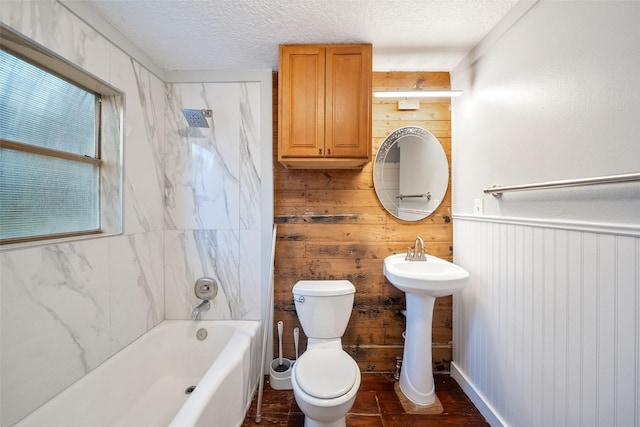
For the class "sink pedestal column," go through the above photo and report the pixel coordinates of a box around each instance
[399,293,437,406]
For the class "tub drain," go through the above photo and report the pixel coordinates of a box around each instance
[185,385,196,394]
[196,328,208,341]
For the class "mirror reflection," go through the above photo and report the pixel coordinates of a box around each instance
[373,126,449,221]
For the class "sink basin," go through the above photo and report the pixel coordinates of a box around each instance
[383,253,470,297]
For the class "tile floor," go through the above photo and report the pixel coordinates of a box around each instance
[242,374,489,426]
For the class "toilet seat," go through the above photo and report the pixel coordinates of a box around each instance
[294,349,357,399]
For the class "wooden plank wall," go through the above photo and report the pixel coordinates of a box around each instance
[272,71,453,372]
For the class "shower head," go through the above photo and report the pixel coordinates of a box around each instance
[181,109,212,128]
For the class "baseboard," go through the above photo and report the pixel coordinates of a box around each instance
[450,362,509,427]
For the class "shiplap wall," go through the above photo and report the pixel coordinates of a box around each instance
[273,71,454,372]
[453,217,639,426]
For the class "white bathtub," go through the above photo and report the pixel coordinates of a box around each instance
[16,320,260,427]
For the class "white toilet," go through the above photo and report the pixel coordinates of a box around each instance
[291,280,361,427]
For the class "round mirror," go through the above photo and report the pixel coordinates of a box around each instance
[373,126,449,221]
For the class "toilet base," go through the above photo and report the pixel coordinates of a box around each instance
[293,391,354,427]
[303,416,345,427]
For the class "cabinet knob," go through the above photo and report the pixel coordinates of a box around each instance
[327,148,331,155]
[318,148,322,155]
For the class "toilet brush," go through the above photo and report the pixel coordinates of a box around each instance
[274,321,287,372]
[293,327,299,361]
[269,319,292,389]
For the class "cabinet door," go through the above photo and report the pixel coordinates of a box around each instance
[279,45,325,158]
[325,45,372,158]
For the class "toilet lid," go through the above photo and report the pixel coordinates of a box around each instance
[295,349,357,399]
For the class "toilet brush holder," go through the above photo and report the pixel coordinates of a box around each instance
[269,358,292,390]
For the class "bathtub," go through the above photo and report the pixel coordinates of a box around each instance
[16,320,260,427]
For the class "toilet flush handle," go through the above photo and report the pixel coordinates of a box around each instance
[294,295,305,303]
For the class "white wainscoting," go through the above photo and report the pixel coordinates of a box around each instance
[452,215,639,427]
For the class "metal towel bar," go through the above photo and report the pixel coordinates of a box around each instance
[396,192,431,200]
[484,172,640,197]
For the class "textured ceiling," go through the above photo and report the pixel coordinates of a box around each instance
[82,0,519,72]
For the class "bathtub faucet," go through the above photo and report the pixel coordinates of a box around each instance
[192,300,211,320]
[191,277,218,320]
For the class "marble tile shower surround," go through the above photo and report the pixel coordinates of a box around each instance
[164,81,262,322]
[239,82,262,231]
[99,93,124,234]
[1,232,165,425]
[165,83,242,230]
[164,229,259,320]
[0,1,265,424]
[122,59,166,235]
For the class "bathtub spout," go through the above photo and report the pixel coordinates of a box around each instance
[192,300,210,320]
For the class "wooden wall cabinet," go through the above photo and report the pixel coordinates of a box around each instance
[278,44,372,169]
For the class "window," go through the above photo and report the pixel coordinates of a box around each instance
[0,29,122,245]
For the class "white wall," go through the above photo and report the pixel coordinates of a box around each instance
[0,1,272,424]
[451,1,640,426]
[452,1,640,223]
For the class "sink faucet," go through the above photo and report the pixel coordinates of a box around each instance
[406,237,427,261]
[192,300,211,320]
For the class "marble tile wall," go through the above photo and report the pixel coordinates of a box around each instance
[1,2,266,424]
[164,82,262,321]
[0,11,163,426]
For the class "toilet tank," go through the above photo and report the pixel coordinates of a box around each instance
[292,280,355,339]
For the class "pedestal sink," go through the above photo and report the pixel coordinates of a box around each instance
[383,253,470,406]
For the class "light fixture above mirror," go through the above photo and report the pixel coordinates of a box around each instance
[373,78,461,98]
[373,90,462,98]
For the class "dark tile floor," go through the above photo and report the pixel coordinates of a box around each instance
[242,374,489,426]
